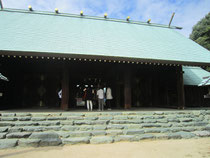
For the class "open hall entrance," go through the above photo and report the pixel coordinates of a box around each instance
[0,56,186,110]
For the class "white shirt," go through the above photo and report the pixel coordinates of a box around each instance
[97,89,104,99]
[58,90,62,99]
[106,87,113,100]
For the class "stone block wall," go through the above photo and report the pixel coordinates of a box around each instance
[0,110,210,149]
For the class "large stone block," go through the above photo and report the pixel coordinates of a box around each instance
[194,122,209,126]
[62,113,84,117]
[0,139,18,149]
[169,127,183,132]
[47,117,67,120]
[62,137,90,145]
[43,126,62,131]
[102,112,122,116]
[17,117,31,121]
[1,113,15,117]
[107,124,124,130]
[74,120,91,125]
[124,129,144,135]
[143,119,157,123]
[15,121,39,126]
[122,112,137,115]
[69,131,92,137]
[98,116,113,120]
[157,119,168,123]
[143,116,154,119]
[123,124,141,129]
[180,118,193,122]
[18,139,41,147]
[61,125,79,131]
[29,132,62,146]
[85,113,100,117]
[154,112,164,115]
[31,117,47,121]
[167,133,182,139]
[160,123,172,128]
[38,121,60,126]
[114,135,137,142]
[144,128,162,133]
[126,120,143,124]
[60,121,74,125]
[23,126,43,132]
[91,130,106,136]
[173,131,196,139]
[1,117,18,121]
[16,113,31,117]
[106,130,123,136]
[127,115,142,119]
[93,125,107,130]
[91,120,108,125]
[167,118,180,123]
[55,131,70,138]
[6,132,32,138]
[79,125,93,131]
[205,124,210,131]
[0,127,9,132]
[66,116,84,120]
[114,116,128,120]
[85,117,98,120]
[137,134,155,140]
[0,133,7,139]
[90,136,114,144]
[31,113,51,117]
[8,127,23,133]
[141,123,161,128]
[182,127,197,132]
[192,131,210,137]
[110,120,128,124]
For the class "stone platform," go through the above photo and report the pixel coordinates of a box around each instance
[0,110,210,149]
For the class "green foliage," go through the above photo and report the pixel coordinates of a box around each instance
[190,12,210,51]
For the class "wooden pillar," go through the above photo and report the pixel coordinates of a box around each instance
[124,67,131,109]
[176,66,185,109]
[61,64,69,110]
[153,75,159,106]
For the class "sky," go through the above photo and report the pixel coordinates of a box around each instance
[1,0,210,37]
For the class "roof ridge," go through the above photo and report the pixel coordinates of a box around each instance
[1,8,182,29]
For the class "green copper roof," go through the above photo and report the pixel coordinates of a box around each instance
[183,66,210,86]
[0,8,210,66]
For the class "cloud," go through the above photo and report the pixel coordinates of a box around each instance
[2,0,210,37]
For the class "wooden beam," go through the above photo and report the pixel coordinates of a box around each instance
[124,67,131,109]
[61,64,69,110]
[176,66,185,109]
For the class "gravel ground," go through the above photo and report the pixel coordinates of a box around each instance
[0,138,210,158]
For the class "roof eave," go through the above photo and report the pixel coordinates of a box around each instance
[1,50,210,67]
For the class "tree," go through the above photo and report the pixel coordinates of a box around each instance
[190,12,210,72]
[190,12,210,51]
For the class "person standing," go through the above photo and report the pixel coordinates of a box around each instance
[58,89,62,106]
[97,86,104,111]
[85,87,94,111]
[106,87,113,110]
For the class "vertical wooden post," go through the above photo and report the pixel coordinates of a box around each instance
[124,67,131,109]
[61,64,69,110]
[153,75,159,106]
[176,66,185,109]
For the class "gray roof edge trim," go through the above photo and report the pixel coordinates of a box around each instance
[0,8,182,30]
[0,50,209,67]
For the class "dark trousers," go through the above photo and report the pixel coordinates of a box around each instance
[106,99,112,109]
